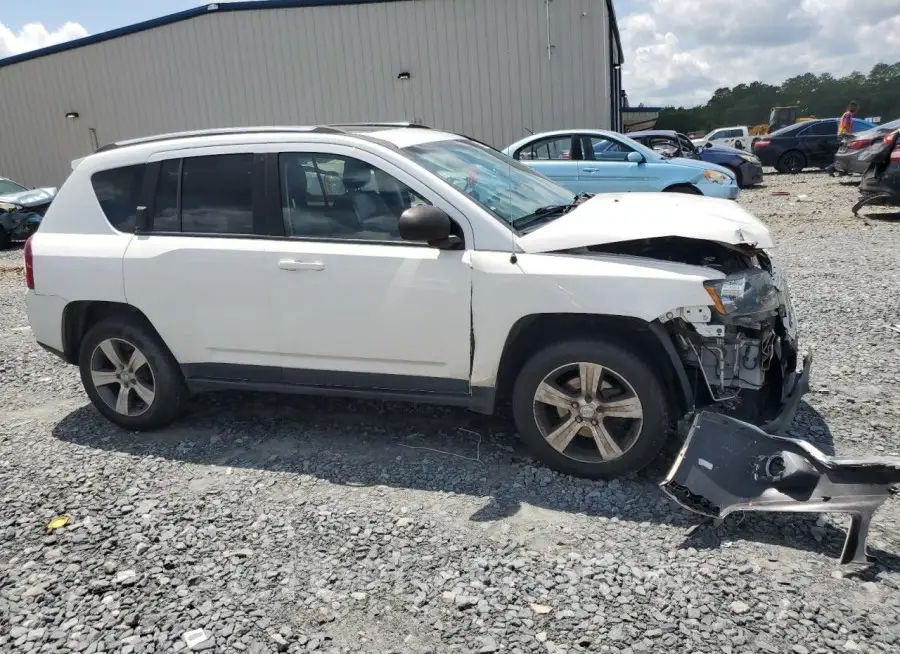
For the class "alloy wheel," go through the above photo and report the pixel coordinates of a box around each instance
[532,362,644,463]
[89,338,156,417]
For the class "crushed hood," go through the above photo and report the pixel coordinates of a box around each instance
[517,192,774,253]
[0,187,57,209]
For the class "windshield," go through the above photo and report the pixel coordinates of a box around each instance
[875,118,900,132]
[403,139,575,225]
[0,178,28,195]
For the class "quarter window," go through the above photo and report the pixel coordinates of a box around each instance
[90,164,147,232]
[278,153,430,241]
[150,154,255,234]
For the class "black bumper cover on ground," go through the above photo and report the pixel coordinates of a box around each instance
[662,391,900,564]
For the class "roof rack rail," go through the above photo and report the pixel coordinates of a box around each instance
[94,126,329,153]
[327,122,432,130]
[92,123,424,154]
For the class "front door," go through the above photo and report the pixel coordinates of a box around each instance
[264,146,473,394]
[577,135,648,193]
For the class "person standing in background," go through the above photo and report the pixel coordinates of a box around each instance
[838,101,858,136]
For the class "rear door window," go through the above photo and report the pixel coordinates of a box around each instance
[150,154,256,234]
[90,164,147,232]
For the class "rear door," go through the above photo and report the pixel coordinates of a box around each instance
[512,135,581,192]
[123,147,280,377]
[799,120,839,166]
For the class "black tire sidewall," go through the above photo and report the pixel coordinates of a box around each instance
[511,339,670,480]
[78,317,186,431]
[0,229,10,250]
[780,152,805,174]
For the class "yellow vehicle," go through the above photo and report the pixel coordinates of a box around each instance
[752,105,816,135]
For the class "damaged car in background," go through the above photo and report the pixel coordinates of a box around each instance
[0,177,56,249]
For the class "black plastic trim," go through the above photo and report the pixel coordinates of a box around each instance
[182,363,470,395]
[647,321,694,412]
[37,342,67,361]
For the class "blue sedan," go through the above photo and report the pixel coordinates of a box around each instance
[502,129,740,199]
[627,129,764,188]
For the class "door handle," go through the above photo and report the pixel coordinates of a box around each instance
[581,167,599,173]
[278,259,325,272]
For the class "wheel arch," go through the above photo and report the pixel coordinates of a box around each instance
[490,313,693,418]
[663,183,702,194]
[61,301,165,364]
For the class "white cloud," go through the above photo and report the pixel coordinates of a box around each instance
[621,0,900,107]
[0,21,88,59]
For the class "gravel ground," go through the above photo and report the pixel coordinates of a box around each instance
[2,171,900,654]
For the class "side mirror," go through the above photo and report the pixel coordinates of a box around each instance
[704,142,714,148]
[134,205,150,234]
[399,205,460,249]
[626,151,644,163]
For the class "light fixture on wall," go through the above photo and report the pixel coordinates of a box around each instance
[65,111,80,120]
[397,71,411,81]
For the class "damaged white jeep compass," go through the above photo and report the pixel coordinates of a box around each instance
[24,124,810,479]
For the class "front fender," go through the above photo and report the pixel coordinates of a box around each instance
[470,250,717,388]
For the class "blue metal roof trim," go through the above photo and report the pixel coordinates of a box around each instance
[0,0,398,67]
[623,107,664,113]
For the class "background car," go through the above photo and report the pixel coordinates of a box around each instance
[502,129,739,198]
[0,177,57,249]
[628,129,763,188]
[834,117,900,176]
[752,117,877,173]
[691,126,754,151]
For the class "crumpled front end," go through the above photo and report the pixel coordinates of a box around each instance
[662,411,900,564]
[0,187,55,244]
[658,244,809,432]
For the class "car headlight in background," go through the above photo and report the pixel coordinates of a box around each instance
[703,169,731,184]
[704,269,781,318]
[739,153,760,164]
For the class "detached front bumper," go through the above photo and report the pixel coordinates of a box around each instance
[662,409,900,565]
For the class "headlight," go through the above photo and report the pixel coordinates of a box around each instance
[703,169,730,184]
[704,269,781,318]
[739,153,759,164]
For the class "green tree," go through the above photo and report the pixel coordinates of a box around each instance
[651,61,900,134]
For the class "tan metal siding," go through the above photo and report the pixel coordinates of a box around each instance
[0,0,614,186]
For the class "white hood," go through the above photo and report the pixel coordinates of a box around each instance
[517,192,773,253]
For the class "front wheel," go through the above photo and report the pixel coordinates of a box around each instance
[511,339,670,479]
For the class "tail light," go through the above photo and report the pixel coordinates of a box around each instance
[24,235,34,290]
[847,139,872,151]
[754,139,771,148]
[891,144,900,163]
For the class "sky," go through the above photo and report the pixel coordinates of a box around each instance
[1,0,900,108]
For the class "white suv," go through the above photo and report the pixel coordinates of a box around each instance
[24,124,810,479]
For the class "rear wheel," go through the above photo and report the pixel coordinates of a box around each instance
[777,151,806,174]
[511,339,669,479]
[78,316,188,431]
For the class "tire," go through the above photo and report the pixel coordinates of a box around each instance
[777,151,806,174]
[511,339,670,480]
[0,228,10,250]
[724,165,745,189]
[664,185,702,195]
[78,316,188,431]
[734,140,744,151]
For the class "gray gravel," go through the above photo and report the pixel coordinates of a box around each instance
[2,171,900,653]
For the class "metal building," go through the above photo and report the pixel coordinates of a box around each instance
[0,0,624,186]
